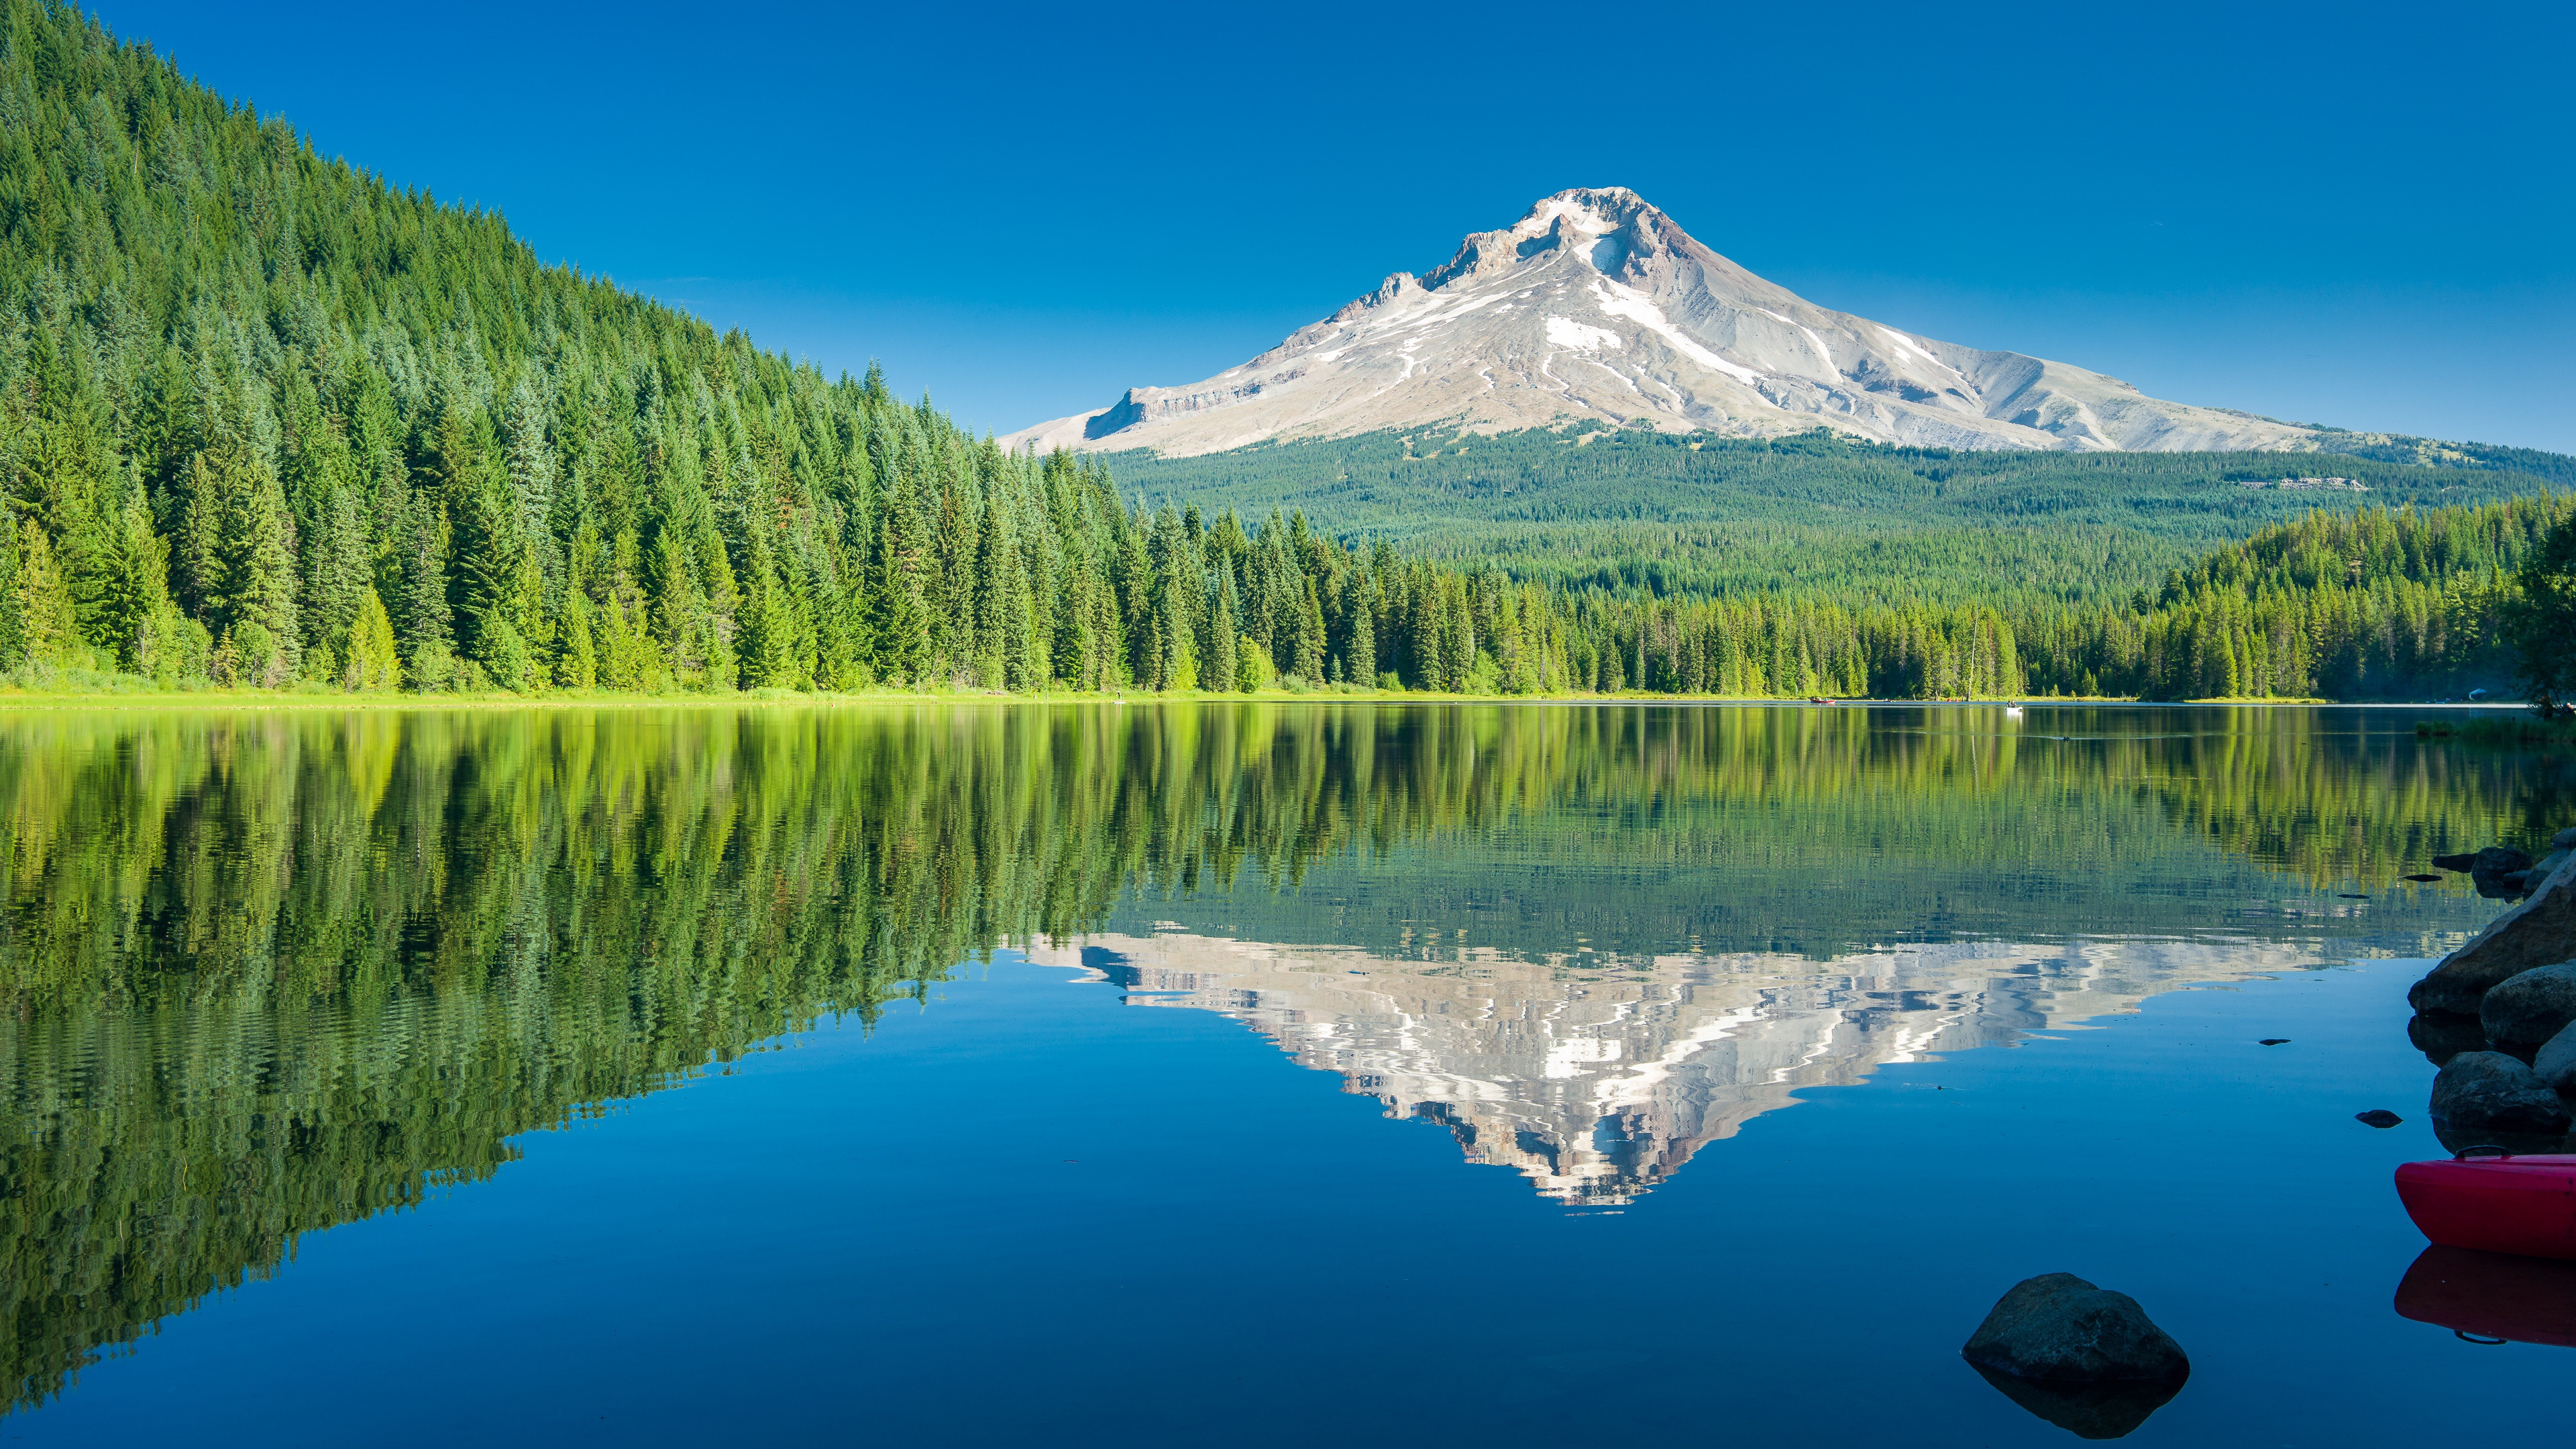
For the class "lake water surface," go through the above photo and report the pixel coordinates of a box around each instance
[3,702,2572,1445]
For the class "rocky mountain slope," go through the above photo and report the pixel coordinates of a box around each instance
[1005,187,2316,458]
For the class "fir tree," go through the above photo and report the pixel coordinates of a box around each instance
[11,518,79,667]
[343,586,402,692]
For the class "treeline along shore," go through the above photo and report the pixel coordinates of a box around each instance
[0,0,2569,706]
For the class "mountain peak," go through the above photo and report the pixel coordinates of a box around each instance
[1006,191,2314,459]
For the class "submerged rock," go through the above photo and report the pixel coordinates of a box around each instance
[2428,1051,2572,1137]
[2409,856,2576,1015]
[2482,962,2576,1050]
[2409,1012,2488,1066]
[2355,1109,2404,1128]
[1962,1273,2191,1387]
[2536,1021,2576,1097]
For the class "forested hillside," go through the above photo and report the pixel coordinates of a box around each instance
[1107,426,2563,606]
[2017,496,2567,700]
[0,0,2563,704]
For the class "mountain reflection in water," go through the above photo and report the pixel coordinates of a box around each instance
[1044,934,2330,1205]
[0,702,2565,1414]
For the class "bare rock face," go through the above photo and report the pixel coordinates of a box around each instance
[2410,854,2576,1015]
[2429,1051,2573,1138]
[2483,962,2576,1050]
[1004,188,2322,460]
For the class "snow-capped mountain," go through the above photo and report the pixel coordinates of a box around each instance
[1004,186,2314,458]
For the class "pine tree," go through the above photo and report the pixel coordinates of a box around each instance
[90,488,173,671]
[1210,580,1239,694]
[1345,574,1377,686]
[556,588,598,690]
[1295,578,1326,682]
[342,586,402,691]
[11,519,80,668]
[0,502,21,669]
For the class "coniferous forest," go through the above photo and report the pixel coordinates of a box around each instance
[0,0,2567,703]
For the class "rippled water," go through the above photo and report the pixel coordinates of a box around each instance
[2,702,2570,1445]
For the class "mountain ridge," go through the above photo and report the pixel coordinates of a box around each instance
[1006,187,2320,459]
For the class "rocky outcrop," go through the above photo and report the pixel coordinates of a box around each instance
[2483,962,2576,1051]
[2428,1051,2572,1137]
[2408,852,2576,1015]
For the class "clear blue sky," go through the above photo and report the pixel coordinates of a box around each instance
[89,1,2576,451]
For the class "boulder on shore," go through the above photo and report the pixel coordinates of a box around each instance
[2410,854,2576,1015]
[1962,1273,2190,1385]
[2429,1051,2572,1137]
[2482,962,2576,1050]
[2536,1020,2576,1097]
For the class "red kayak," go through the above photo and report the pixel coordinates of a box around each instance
[2395,1152,2576,1260]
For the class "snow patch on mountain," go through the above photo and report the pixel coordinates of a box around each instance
[1546,316,1621,350]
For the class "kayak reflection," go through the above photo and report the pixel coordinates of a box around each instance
[2394,1245,2576,1348]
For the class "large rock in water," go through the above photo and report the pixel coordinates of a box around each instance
[2411,854,2576,1014]
[2473,845,2537,897]
[1963,1273,2190,1381]
[2483,962,2576,1050]
[2429,1051,2572,1137]
[1962,1274,2190,1439]
[2536,1021,2576,1097]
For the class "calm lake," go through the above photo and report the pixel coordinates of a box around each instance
[4,702,2572,1445]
